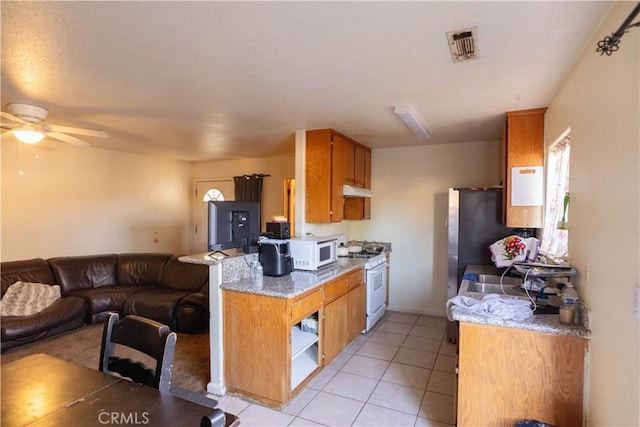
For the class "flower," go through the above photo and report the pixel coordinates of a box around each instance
[503,236,526,260]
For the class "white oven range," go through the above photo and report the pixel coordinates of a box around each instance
[361,253,387,332]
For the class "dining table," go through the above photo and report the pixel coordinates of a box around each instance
[1,353,238,427]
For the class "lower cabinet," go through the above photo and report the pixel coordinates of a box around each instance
[347,282,366,338]
[457,322,587,427]
[223,288,323,407]
[324,270,366,365]
[223,267,365,408]
[322,284,365,364]
[323,292,348,364]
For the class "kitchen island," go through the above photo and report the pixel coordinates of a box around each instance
[180,251,367,407]
[448,265,590,427]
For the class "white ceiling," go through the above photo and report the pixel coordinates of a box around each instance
[1,1,612,161]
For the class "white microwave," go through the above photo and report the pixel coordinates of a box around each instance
[287,236,337,271]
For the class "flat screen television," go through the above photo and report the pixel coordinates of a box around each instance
[208,201,260,254]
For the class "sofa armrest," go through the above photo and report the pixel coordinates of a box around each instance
[175,291,209,333]
[1,258,55,297]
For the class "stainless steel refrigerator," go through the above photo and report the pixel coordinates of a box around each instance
[446,187,520,343]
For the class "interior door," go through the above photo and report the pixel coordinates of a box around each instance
[194,180,234,252]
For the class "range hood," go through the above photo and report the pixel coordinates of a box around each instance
[343,184,372,198]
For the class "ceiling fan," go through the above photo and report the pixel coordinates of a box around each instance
[0,103,107,147]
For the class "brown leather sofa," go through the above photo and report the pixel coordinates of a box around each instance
[1,253,209,351]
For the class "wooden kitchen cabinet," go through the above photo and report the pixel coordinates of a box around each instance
[347,281,366,337]
[306,129,372,223]
[223,288,324,408]
[306,129,346,223]
[323,291,348,364]
[344,139,356,185]
[457,322,587,427]
[223,267,365,407]
[353,143,367,187]
[344,145,372,220]
[323,269,365,364]
[501,108,546,228]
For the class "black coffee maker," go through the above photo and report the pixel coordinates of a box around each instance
[259,239,293,277]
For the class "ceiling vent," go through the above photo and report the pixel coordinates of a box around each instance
[446,27,478,63]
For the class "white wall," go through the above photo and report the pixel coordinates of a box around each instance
[1,140,192,261]
[545,2,639,424]
[191,151,295,238]
[351,140,500,315]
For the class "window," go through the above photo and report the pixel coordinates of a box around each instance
[540,132,570,260]
[203,188,225,202]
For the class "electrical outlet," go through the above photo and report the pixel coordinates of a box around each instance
[633,285,640,320]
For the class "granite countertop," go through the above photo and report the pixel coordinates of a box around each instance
[180,251,239,265]
[221,257,366,299]
[449,265,590,339]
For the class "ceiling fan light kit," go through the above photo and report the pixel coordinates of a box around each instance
[1,103,107,147]
[13,128,45,144]
[393,104,430,140]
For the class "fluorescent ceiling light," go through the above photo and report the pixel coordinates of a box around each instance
[13,128,45,144]
[393,105,430,139]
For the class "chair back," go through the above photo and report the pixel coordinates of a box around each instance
[99,312,177,392]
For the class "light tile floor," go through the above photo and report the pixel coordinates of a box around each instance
[211,311,456,427]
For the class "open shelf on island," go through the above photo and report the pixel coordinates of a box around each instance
[291,325,319,360]
[291,344,318,390]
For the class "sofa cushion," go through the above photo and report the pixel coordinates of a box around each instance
[48,254,118,293]
[1,296,86,341]
[122,288,193,330]
[116,253,173,286]
[67,285,143,317]
[1,258,55,297]
[159,256,208,291]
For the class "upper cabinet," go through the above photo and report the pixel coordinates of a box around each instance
[500,108,546,228]
[306,130,345,223]
[344,144,371,220]
[306,129,372,223]
[353,143,367,187]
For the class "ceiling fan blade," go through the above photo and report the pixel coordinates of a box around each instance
[1,130,15,140]
[0,111,27,124]
[46,132,92,148]
[44,124,107,138]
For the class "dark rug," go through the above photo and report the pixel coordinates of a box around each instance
[1,324,214,406]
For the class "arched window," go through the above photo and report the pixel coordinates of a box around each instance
[203,188,225,202]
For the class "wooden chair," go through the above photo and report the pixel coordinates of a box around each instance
[99,312,177,392]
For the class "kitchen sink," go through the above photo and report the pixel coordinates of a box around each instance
[466,282,522,296]
[461,273,526,297]
[474,274,523,286]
